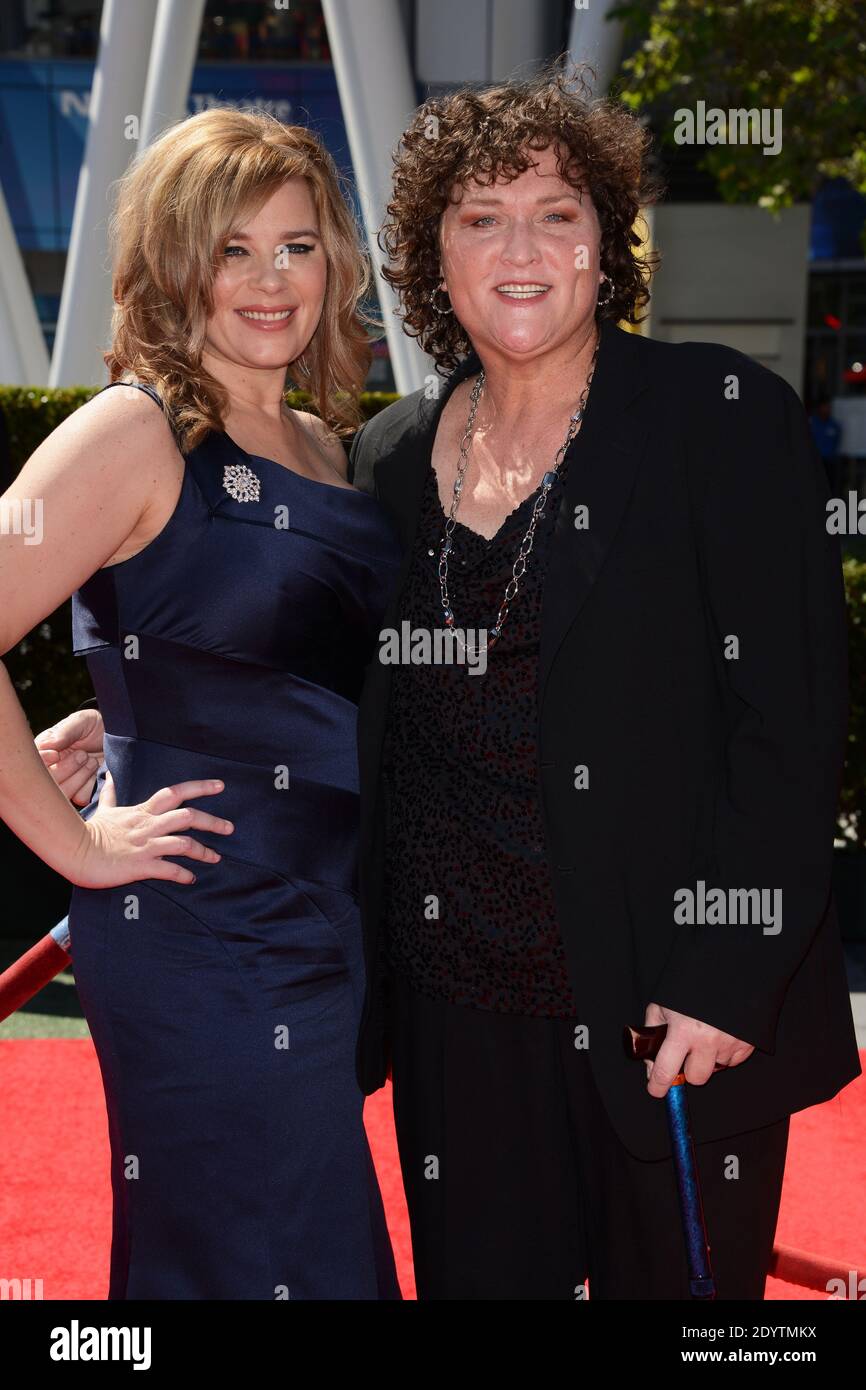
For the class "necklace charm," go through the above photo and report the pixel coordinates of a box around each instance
[222,462,261,503]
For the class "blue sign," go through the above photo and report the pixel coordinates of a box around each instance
[0,59,352,252]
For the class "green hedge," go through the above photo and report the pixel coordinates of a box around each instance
[3,387,865,849]
[0,385,400,476]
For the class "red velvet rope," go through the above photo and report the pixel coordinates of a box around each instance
[770,1242,864,1295]
[0,934,71,1022]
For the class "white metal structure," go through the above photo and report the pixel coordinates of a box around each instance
[0,182,49,384]
[415,0,551,83]
[567,0,624,94]
[139,0,208,150]
[321,0,433,395]
[49,0,159,388]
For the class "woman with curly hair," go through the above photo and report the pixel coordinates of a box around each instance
[0,107,401,1299]
[347,68,859,1299]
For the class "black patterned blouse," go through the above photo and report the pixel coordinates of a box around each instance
[379,458,579,1016]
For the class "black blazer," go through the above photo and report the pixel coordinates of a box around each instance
[349,316,861,1161]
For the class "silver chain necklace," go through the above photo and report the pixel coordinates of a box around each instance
[437,331,601,651]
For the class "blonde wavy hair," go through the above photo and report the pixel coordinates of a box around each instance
[105,107,373,451]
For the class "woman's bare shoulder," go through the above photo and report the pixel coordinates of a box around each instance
[45,383,178,465]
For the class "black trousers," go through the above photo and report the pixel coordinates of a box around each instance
[387,970,790,1300]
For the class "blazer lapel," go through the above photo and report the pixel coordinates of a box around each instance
[539,319,652,698]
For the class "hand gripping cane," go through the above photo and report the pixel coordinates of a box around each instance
[623,1022,717,1299]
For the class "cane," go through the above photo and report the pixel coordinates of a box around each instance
[623,1022,717,1299]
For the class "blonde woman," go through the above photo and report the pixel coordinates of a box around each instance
[0,109,401,1300]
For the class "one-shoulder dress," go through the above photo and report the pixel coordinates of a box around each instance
[68,383,402,1300]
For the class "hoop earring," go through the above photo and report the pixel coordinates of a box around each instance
[597,274,614,308]
[430,285,453,316]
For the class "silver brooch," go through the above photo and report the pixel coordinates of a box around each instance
[222,462,261,503]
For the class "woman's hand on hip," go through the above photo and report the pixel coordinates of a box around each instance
[69,772,234,889]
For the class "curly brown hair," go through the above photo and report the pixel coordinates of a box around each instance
[379,63,665,373]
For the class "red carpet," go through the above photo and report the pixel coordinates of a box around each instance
[0,1038,862,1301]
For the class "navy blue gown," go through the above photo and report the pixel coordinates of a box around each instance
[68,383,402,1300]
